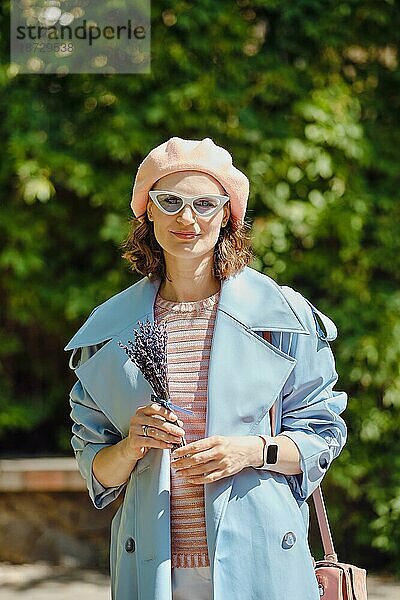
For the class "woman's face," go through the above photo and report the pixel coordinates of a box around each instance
[146,171,230,269]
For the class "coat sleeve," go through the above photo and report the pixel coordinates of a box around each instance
[68,345,127,509]
[278,291,348,504]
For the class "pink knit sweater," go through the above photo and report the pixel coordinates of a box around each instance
[154,289,220,568]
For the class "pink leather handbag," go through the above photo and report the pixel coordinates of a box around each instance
[262,331,368,600]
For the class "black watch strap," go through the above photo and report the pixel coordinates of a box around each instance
[258,435,279,468]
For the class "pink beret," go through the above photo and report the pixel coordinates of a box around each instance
[131,137,249,223]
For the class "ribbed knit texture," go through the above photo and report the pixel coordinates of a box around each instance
[154,289,220,568]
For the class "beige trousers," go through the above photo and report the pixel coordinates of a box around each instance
[172,567,212,600]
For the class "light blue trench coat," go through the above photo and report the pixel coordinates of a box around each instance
[65,266,347,600]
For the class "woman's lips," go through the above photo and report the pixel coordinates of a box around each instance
[171,231,200,240]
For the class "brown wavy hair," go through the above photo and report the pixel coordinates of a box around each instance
[121,214,253,280]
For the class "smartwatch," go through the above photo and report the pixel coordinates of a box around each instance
[258,435,279,468]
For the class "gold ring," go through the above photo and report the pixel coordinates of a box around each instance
[142,425,149,437]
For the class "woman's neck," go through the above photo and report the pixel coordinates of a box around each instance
[159,255,221,302]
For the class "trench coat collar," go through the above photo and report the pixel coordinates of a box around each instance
[64,266,308,351]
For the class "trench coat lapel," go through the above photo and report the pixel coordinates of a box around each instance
[65,276,162,436]
[206,267,308,439]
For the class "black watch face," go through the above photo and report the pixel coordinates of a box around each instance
[266,444,278,464]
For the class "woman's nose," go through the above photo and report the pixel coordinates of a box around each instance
[176,205,196,224]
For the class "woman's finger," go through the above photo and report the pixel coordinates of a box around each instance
[171,447,215,470]
[142,414,185,437]
[140,436,175,449]
[184,470,227,485]
[172,458,221,477]
[140,402,179,423]
[128,435,174,452]
[171,435,223,459]
[134,416,185,442]
[135,424,176,444]
[134,405,184,430]
[151,413,184,428]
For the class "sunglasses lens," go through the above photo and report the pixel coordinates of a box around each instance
[155,193,183,213]
[193,197,220,215]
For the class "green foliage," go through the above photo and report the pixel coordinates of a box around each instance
[1,0,400,575]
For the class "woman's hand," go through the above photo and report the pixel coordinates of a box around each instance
[170,435,264,484]
[122,402,185,462]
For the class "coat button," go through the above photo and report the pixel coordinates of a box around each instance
[319,451,330,470]
[282,531,296,549]
[125,537,135,553]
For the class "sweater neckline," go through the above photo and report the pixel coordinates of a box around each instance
[155,289,221,313]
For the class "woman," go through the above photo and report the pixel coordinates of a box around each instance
[66,136,347,600]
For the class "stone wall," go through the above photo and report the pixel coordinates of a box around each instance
[0,458,123,570]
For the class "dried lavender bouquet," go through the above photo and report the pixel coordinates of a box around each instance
[119,318,193,449]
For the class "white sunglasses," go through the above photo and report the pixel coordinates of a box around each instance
[148,190,230,217]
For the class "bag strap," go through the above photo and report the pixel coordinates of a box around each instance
[312,486,337,562]
[261,330,338,563]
